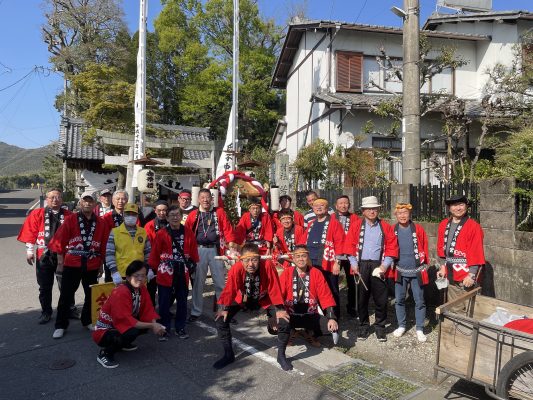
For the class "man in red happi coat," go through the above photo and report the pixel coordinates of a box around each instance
[272,195,305,229]
[93,261,166,368]
[49,191,108,339]
[437,195,485,308]
[149,205,199,340]
[272,209,307,268]
[17,188,76,324]
[236,199,274,254]
[305,198,345,320]
[344,196,398,342]
[185,188,237,321]
[391,203,430,343]
[213,243,288,370]
[331,195,361,318]
[277,245,338,371]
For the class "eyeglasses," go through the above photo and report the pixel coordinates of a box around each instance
[131,273,147,280]
[241,256,260,264]
[168,214,181,219]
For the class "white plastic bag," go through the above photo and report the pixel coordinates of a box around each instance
[482,307,525,326]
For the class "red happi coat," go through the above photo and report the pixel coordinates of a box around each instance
[279,266,336,314]
[92,283,159,344]
[274,225,307,254]
[235,211,274,246]
[144,218,168,245]
[392,222,430,285]
[17,208,72,259]
[304,216,345,272]
[217,260,284,309]
[148,226,199,287]
[272,210,305,230]
[437,217,485,282]
[48,213,107,271]
[343,218,399,278]
[185,207,235,255]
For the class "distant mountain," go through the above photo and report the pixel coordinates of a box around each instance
[0,142,57,177]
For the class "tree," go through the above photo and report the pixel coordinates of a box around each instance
[494,126,533,230]
[292,139,333,189]
[153,0,284,147]
[327,146,382,189]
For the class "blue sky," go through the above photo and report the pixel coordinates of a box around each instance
[0,0,530,149]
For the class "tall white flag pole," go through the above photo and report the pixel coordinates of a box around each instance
[129,0,148,200]
[231,0,239,170]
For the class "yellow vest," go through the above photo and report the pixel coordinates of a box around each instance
[112,224,147,277]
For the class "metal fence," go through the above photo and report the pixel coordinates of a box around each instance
[515,180,533,230]
[409,182,480,222]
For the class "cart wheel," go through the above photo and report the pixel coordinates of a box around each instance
[496,351,533,400]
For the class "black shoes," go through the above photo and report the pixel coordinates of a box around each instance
[376,330,387,342]
[68,307,81,320]
[122,343,138,352]
[97,350,118,368]
[277,347,293,371]
[38,312,51,325]
[357,328,369,341]
[187,315,199,323]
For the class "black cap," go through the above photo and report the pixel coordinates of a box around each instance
[154,199,169,208]
[445,194,469,206]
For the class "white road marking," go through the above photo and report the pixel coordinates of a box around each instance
[196,320,305,376]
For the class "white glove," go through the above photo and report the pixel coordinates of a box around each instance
[147,269,155,282]
[372,267,384,280]
[111,272,123,285]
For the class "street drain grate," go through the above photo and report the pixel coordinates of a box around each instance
[313,362,422,400]
[49,359,76,370]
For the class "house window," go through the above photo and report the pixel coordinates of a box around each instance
[384,60,403,93]
[364,58,382,90]
[431,68,453,94]
[336,51,363,93]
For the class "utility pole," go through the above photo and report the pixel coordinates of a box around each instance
[401,0,421,185]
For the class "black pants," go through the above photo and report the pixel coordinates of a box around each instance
[36,255,75,316]
[341,260,356,314]
[278,314,322,345]
[215,303,262,343]
[55,266,98,329]
[104,263,112,283]
[357,260,388,332]
[97,328,146,356]
[147,278,157,308]
[314,265,340,320]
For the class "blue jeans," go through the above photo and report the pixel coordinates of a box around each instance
[158,279,189,331]
[395,276,426,331]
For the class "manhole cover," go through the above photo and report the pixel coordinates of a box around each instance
[313,362,421,400]
[49,359,76,370]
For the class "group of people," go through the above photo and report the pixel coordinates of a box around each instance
[18,186,485,371]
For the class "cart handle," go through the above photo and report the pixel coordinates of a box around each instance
[436,286,482,315]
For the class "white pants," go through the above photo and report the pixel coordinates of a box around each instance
[191,246,226,317]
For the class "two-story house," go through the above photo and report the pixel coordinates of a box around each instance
[270,11,533,185]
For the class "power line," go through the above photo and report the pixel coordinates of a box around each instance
[0,68,36,92]
[354,0,369,23]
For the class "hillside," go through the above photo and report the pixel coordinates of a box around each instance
[0,142,57,177]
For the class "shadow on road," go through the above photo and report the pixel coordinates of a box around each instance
[0,197,36,205]
[0,224,22,238]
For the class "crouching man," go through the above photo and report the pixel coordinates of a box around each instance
[92,260,166,368]
[277,245,338,371]
[213,243,288,369]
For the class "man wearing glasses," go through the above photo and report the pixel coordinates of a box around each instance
[177,189,197,224]
[213,243,287,369]
[18,188,77,324]
[149,206,199,341]
[93,260,166,368]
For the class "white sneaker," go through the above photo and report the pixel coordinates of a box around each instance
[52,328,65,339]
[416,330,427,342]
[393,327,405,338]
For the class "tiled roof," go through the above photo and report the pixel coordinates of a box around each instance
[312,91,485,117]
[150,123,211,142]
[57,117,105,161]
[423,10,533,30]
[57,117,212,161]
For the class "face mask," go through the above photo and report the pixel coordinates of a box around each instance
[124,216,138,226]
